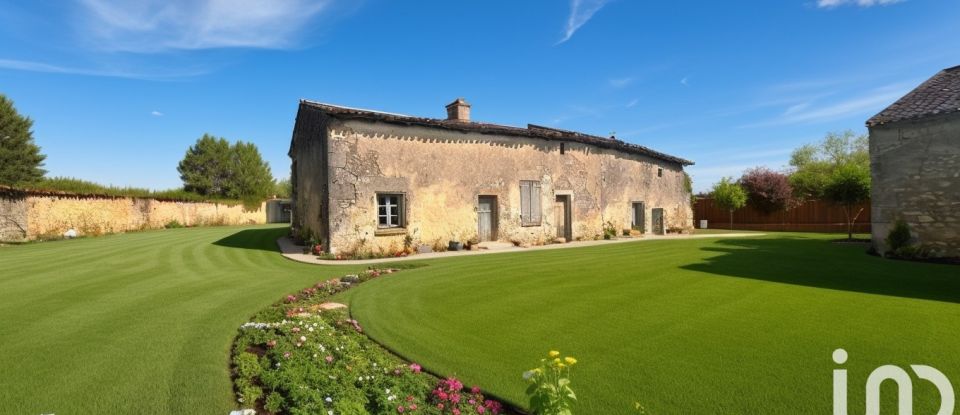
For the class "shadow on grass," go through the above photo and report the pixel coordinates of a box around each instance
[682,237,960,304]
[212,227,287,252]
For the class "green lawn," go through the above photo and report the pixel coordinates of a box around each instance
[0,225,360,414]
[2,227,958,414]
[344,233,960,414]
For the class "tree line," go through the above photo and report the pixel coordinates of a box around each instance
[0,94,290,205]
[708,130,871,240]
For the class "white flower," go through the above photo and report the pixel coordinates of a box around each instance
[385,388,391,394]
[328,411,334,415]
[308,327,315,332]
[523,370,535,380]
[325,397,332,403]
[300,336,307,342]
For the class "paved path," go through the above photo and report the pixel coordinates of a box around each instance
[277,232,763,266]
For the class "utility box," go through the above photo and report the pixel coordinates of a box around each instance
[700,220,708,229]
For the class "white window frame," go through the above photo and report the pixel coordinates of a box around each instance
[377,193,405,229]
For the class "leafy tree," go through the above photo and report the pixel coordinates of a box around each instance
[227,141,274,206]
[0,94,46,186]
[177,135,275,207]
[788,130,868,200]
[274,178,292,199]
[177,134,232,196]
[739,167,793,214]
[683,172,695,206]
[711,177,748,230]
[823,163,871,240]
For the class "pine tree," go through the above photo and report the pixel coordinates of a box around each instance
[177,134,233,196]
[0,94,46,186]
[226,140,274,205]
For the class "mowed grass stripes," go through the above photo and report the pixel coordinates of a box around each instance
[344,234,960,414]
[3,227,959,414]
[0,226,359,414]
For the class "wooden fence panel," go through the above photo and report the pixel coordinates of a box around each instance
[694,198,871,233]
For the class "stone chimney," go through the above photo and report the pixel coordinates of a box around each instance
[445,98,471,122]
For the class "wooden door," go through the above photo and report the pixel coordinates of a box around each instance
[632,202,645,233]
[652,208,665,235]
[477,196,497,241]
[554,195,572,240]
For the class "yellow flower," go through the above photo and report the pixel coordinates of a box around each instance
[564,357,577,365]
[553,358,562,365]
[549,350,560,358]
[557,362,566,368]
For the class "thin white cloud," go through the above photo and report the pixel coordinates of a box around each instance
[75,0,332,52]
[151,110,164,116]
[680,77,689,87]
[816,0,904,8]
[609,77,634,88]
[740,82,914,128]
[626,98,639,108]
[557,0,610,44]
[0,58,207,79]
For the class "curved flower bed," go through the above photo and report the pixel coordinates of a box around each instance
[231,267,505,415]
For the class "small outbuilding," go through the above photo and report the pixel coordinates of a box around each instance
[867,65,960,257]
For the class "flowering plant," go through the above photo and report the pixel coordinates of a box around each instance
[523,350,577,415]
[429,377,502,414]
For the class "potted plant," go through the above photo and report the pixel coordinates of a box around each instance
[448,231,463,251]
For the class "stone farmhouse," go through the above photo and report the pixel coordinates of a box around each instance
[289,98,694,255]
[867,65,960,257]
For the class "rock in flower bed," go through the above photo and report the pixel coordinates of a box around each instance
[232,267,504,415]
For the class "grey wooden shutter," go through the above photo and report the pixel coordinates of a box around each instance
[531,182,542,225]
[520,181,531,225]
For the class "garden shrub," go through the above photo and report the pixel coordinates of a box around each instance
[885,220,912,253]
[164,220,185,229]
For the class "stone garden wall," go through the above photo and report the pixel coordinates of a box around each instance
[0,189,267,241]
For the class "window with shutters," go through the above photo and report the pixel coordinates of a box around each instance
[376,193,405,228]
[519,180,542,226]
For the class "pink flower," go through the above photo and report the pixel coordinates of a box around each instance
[469,399,476,405]
[409,363,422,373]
[397,405,404,413]
[436,403,444,410]
[285,295,297,303]
[408,404,417,410]
[450,393,461,403]
[471,386,481,394]
[266,340,277,348]
[283,352,291,359]
[477,406,485,414]
[325,355,334,363]
[291,327,301,333]
[452,409,460,415]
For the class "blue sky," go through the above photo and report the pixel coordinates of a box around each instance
[1,0,958,193]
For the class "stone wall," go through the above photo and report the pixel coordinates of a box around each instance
[870,113,960,257]
[293,114,693,254]
[0,191,267,242]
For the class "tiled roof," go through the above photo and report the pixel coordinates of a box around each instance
[299,100,694,166]
[867,65,960,126]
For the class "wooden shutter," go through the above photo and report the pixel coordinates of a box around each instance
[530,182,542,225]
[520,181,531,226]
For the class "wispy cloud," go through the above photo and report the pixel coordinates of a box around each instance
[609,77,633,88]
[626,98,639,108]
[150,110,164,116]
[816,0,904,8]
[0,58,207,79]
[75,0,333,52]
[740,81,914,127]
[557,0,610,44]
[680,77,689,87]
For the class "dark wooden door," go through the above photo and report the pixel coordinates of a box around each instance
[478,196,497,241]
[652,208,665,235]
[632,202,645,233]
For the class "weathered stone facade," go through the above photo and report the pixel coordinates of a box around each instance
[869,113,960,256]
[0,189,268,241]
[290,100,694,255]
